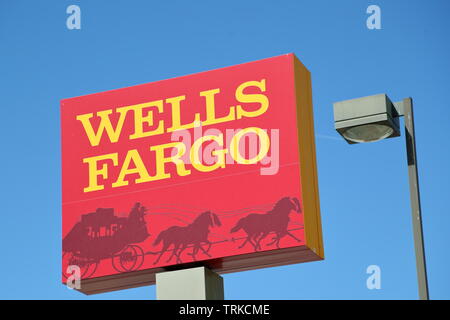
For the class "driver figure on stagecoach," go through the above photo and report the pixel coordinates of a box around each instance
[129,202,146,224]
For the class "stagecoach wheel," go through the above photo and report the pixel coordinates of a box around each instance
[130,245,145,270]
[62,252,98,279]
[111,253,123,273]
[111,245,138,273]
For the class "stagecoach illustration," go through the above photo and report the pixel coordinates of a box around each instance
[62,203,149,279]
[62,197,302,280]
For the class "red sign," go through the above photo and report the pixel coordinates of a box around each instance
[61,53,323,294]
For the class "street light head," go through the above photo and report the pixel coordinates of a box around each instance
[333,94,400,144]
[341,123,395,143]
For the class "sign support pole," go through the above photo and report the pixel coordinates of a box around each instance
[156,266,224,300]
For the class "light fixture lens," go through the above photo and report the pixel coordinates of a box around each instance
[342,124,394,143]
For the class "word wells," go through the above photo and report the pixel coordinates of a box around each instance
[76,79,275,193]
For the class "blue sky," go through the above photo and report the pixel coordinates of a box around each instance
[1,0,449,299]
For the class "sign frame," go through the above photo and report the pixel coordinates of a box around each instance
[60,53,323,294]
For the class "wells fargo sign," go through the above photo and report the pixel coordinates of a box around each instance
[61,53,323,294]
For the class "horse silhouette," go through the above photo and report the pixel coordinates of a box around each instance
[230,197,302,251]
[152,211,221,264]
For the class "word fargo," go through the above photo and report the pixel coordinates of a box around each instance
[61,54,323,294]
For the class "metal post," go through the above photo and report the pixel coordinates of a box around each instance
[156,266,224,300]
[403,97,429,300]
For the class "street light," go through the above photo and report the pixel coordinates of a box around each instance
[333,94,429,300]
